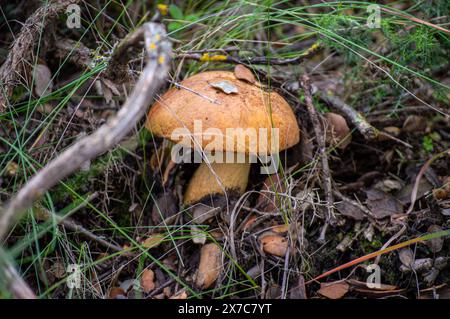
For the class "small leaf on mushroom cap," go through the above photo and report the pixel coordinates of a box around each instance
[209,80,238,94]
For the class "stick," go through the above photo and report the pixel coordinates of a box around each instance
[0,0,81,111]
[61,217,126,254]
[176,42,322,65]
[0,22,172,241]
[300,75,335,243]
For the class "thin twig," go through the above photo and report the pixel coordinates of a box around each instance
[300,75,335,243]
[377,131,413,148]
[374,224,407,265]
[175,46,240,54]
[52,193,128,254]
[33,192,125,253]
[280,246,290,299]
[62,220,123,253]
[307,228,450,285]
[321,90,413,148]
[168,80,220,104]
[406,149,449,215]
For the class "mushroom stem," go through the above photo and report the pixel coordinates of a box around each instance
[183,162,251,205]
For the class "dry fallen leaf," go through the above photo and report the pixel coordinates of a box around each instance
[191,225,207,245]
[260,234,288,257]
[400,258,434,273]
[209,80,238,94]
[141,269,156,293]
[36,103,54,114]
[33,63,53,97]
[108,287,126,299]
[354,287,407,297]
[120,279,137,293]
[324,112,351,149]
[427,225,444,253]
[318,281,350,299]
[433,176,450,200]
[234,64,256,84]
[195,243,222,289]
[256,173,286,213]
[170,290,188,299]
[335,200,365,221]
[265,284,282,299]
[374,178,403,192]
[398,247,414,268]
[365,188,403,219]
[142,233,164,249]
[151,192,178,225]
[402,115,427,133]
[289,276,307,299]
[395,177,433,205]
[209,229,224,240]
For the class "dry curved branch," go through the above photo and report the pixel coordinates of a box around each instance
[0,22,172,241]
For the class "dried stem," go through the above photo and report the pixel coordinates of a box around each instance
[300,75,335,243]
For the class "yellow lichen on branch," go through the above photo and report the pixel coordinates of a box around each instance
[199,53,228,62]
[157,4,168,16]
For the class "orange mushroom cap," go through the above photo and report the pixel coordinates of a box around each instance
[145,71,300,155]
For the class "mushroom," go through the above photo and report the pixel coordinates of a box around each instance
[145,70,299,206]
